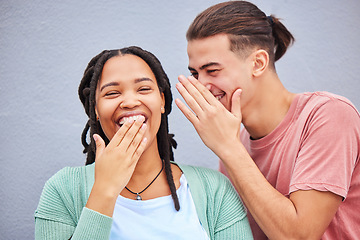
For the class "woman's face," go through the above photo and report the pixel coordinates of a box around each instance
[95,54,165,150]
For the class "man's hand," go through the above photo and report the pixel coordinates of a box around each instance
[175,75,243,158]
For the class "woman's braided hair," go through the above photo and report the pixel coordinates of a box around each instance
[78,46,180,211]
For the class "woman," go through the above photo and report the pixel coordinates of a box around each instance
[34,46,253,239]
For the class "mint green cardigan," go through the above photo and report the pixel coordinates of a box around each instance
[35,163,253,239]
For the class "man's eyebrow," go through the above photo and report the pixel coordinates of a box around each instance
[188,66,196,72]
[188,62,221,71]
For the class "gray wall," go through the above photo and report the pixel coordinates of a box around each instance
[1,0,359,239]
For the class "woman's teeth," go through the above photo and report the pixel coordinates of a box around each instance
[119,115,144,125]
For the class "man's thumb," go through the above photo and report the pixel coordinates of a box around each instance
[231,89,242,119]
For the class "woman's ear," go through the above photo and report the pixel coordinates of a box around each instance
[252,50,269,77]
[161,93,165,113]
[95,107,99,120]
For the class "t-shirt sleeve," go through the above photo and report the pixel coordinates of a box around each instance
[290,98,360,198]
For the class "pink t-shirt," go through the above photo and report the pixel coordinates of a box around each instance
[220,92,360,239]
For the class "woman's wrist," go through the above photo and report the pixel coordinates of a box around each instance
[86,182,119,217]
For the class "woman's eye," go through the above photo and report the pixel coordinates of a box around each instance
[105,91,120,96]
[139,87,152,92]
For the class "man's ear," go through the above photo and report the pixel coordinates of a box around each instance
[252,49,269,77]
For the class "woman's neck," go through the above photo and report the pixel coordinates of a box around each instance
[129,141,163,183]
[120,140,181,200]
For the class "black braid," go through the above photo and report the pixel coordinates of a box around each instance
[80,120,90,153]
[78,46,180,211]
[79,50,114,164]
[158,114,180,210]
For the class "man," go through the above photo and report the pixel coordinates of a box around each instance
[175,1,360,239]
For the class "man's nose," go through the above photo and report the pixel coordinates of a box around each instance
[197,75,212,91]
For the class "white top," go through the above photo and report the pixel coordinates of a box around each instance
[110,174,210,240]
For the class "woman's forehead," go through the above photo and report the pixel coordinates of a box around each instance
[99,55,157,86]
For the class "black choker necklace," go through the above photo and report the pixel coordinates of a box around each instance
[125,161,164,200]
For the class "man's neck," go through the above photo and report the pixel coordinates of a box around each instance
[242,74,296,140]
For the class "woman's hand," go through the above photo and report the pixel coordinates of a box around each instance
[175,75,243,159]
[86,116,147,216]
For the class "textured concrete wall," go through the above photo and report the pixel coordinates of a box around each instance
[1,0,359,238]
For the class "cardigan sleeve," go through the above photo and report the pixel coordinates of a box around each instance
[179,164,253,239]
[214,218,253,240]
[211,169,253,239]
[213,174,253,239]
[34,167,113,240]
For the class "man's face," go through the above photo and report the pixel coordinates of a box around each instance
[187,34,255,112]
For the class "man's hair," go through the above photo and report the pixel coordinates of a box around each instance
[78,46,180,210]
[187,1,295,64]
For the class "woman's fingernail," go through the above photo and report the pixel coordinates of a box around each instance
[137,115,145,122]
[93,134,98,142]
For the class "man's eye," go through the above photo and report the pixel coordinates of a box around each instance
[191,72,199,79]
[207,69,219,73]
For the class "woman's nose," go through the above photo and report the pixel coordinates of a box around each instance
[119,94,141,109]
